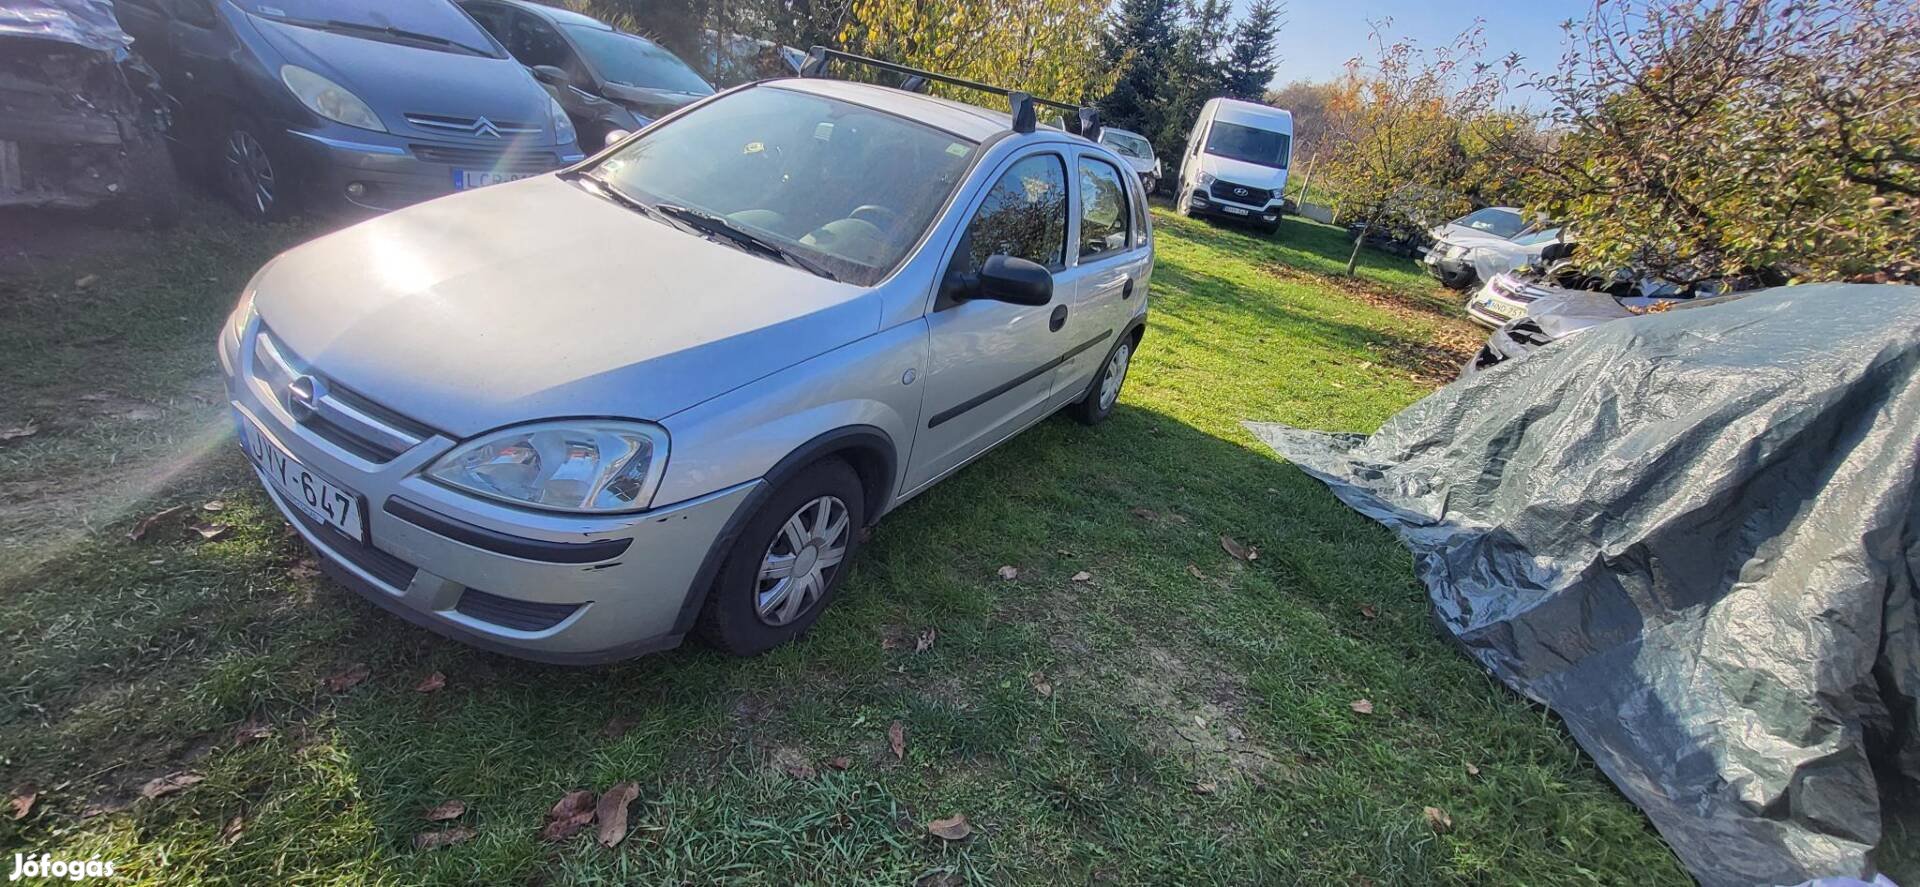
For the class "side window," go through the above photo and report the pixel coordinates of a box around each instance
[1077,157,1130,259]
[463,4,512,46]
[164,0,216,27]
[956,153,1068,275]
[1129,173,1150,247]
[508,12,575,70]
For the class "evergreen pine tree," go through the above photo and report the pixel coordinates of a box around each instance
[1221,0,1285,101]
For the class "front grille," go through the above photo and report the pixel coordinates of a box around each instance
[285,498,419,591]
[408,143,558,173]
[250,330,432,463]
[454,589,582,632]
[403,112,540,138]
[1209,180,1274,205]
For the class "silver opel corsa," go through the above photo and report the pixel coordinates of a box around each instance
[217,53,1154,662]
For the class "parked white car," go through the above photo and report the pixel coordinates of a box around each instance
[217,53,1154,663]
[1098,126,1162,194]
[1175,97,1292,232]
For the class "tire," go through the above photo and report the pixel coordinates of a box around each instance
[1176,188,1194,217]
[1069,334,1134,425]
[1141,174,1158,197]
[697,458,866,656]
[218,114,296,221]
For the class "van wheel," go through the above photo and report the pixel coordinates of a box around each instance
[697,458,866,656]
[1069,335,1133,425]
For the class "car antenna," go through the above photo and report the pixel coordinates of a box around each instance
[797,45,1095,139]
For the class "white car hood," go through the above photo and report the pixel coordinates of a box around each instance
[1464,238,1550,281]
[254,175,875,437]
[1196,154,1286,190]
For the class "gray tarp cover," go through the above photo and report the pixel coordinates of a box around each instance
[1246,283,1919,886]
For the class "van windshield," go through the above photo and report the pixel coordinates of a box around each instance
[584,86,975,286]
[1204,121,1289,169]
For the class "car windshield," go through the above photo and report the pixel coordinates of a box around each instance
[586,85,976,286]
[562,25,714,95]
[1204,121,1289,169]
[1102,131,1153,160]
[236,0,500,56]
[1456,208,1527,238]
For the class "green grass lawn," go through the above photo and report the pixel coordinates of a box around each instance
[0,202,1689,884]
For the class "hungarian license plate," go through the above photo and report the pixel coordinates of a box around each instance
[453,169,533,190]
[1478,297,1523,320]
[237,414,366,541]
[1222,205,1249,216]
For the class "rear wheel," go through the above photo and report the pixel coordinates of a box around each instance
[1069,335,1133,425]
[697,458,866,656]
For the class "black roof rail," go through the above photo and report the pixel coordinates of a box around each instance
[798,45,1101,141]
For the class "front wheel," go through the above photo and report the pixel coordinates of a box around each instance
[1069,336,1133,425]
[219,116,295,221]
[1141,174,1158,197]
[697,458,866,656]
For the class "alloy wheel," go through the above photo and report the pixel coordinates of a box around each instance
[754,494,851,626]
[224,129,275,217]
[1100,341,1131,410]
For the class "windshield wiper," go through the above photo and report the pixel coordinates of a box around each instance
[311,19,491,57]
[653,204,840,282]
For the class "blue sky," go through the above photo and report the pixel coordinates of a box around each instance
[1268,0,1593,107]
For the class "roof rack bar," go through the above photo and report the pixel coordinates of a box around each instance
[799,46,1086,135]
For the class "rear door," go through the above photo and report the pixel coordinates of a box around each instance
[903,149,1072,492]
[1053,150,1150,400]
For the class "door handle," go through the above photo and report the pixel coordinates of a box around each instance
[1049,304,1068,332]
[1121,278,1135,299]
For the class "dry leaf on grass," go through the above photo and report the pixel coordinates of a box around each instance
[1360,604,1378,620]
[1187,564,1205,579]
[415,672,446,693]
[1423,806,1453,833]
[915,871,965,887]
[220,814,246,845]
[1220,535,1258,561]
[1070,571,1092,582]
[888,720,906,760]
[232,720,272,748]
[0,423,40,442]
[914,627,938,653]
[1349,699,1374,715]
[926,814,972,841]
[288,558,321,580]
[79,799,130,819]
[74,274,98,288]
[414,826,476,850]
[201,499,227,513]
[540,790,597,842]
[423,800,466,821]
[600,716,633,739]
[772,747,816,780]
[828,756,851,771]
[595,782,640,848]
[1030,673,1053,698]
[996,565,1019,580]
[8,785,37,820]
[1465,762,1481,778]
[127,504,186,542]
[1192,780,1218,795]
[1129,507,1157,520]
[139,772,204,799]
[187,522,230,541]
[323,663,371,693]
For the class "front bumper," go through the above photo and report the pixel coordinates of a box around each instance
[1185,189,1280,224]
[217,315,752,664]
[1423,252,1477,288]
[281,128,584,215]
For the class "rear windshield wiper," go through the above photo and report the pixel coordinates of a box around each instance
[653,204,840,282]
[306,19,491,57]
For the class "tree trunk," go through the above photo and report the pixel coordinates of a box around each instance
[1346,217,1371,276]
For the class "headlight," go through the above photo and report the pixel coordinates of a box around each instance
[1198,172,1216,186]
[1446,244,1471,259]
[546,94,577,148]
[426,420,668,513]
[281,65,384,132]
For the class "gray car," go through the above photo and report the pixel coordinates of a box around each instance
[218,56,1154,662]
[115,0,583,218]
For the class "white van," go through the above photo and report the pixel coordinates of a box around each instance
[1175,97,1293,233]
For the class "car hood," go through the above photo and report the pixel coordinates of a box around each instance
[601,82,709,118]
[252,175,876,437]
[1196,154,1286,189]
[252,16,558,143]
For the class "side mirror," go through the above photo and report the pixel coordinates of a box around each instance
[972,255,1053,305]
[603,128,631,148]
[531,65,573,87]
[1539,241,1577,263]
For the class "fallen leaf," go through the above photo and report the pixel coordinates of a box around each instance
[828,756,852,771]
[8,785,36,820]
[595,782,640,848]
[1168,513,1189,524]
[772,747,816,780]
[1360,604,1379,620]
[415,671,446,693]
[187,522,231,541]
[288,558,321,580]
[540,789,597,842]
[1349,699,1374,715]
[232,720,272,747]
[323,663,371,693]
[600,716,632,739]
[1192,780,1218,795]
[1423,806,1453,833]
[1220,535,1258,561]
[996,565,1019,581]
[1129,507,1157,520]
[423,800,466,821]
[413,826,476,850]
[201,499,227,513]
[926,814,972,841]
[74,274,98,288]
[915,871,965,887]
[127,504,186,541]
[914,627,938,653]
[1187,564,1206,579]
[1070,571,1092,582]
[80,798,131,819]
[880,635,904,652]
[1465,762,1481,778]
[0,423,39,442]
[219,814,246,844]
[888,720,906,760]
[1030,673,1053,698]
[1225,725,1246,742]
[139,771,204,799]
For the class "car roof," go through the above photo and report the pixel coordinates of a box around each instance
[768,79,1017,142]
[491,0,612,30]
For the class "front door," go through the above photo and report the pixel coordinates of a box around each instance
[903,150,1073,492]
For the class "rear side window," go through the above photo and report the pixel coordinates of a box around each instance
[959,154,1068,273]
[1077,157,1130,259]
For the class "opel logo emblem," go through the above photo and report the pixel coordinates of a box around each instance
[1233,187,1248,197]
[287,375,326,424]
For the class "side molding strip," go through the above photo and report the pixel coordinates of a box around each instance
[927,329,1113,429]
